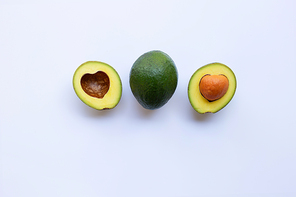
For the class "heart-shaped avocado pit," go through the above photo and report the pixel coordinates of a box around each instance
[81,71,110,99]
[73,61,122,110]
[188,62,236,114]
[199,74,229,101]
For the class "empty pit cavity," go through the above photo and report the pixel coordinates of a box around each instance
[81,71,110,99]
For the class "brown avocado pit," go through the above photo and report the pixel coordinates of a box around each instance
[80,71,110,99]
[199,74,229,101]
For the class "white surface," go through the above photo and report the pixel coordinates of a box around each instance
[1,0,296,197]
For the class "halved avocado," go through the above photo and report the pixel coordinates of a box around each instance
[188,62,236,113]
[73,61,122,110]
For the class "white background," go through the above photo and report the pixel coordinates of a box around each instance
[1,0,296,197]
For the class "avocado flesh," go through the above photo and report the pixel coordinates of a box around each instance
[73,61,122,110]
[188,63,236,113]
[129,50,178,110]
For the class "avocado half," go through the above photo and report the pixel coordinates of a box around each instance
[129,50,178,110]
[73,61,122,110]
[188,62,236,113]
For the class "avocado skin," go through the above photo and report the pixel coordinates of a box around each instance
[129,50,178,110]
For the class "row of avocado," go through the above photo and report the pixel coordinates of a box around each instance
[73,50,237,114]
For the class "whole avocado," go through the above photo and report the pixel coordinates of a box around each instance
[129,50,178,110]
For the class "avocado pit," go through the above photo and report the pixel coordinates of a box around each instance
[199,74,229,101]
[80,71,110,99]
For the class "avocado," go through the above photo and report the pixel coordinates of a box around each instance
[73,61,122,110]
[188,62,236,113]
[129,50,178,110]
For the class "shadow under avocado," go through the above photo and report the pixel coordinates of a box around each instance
[80,103,114,117]
[134,100,156,118]
[191,107,214,121]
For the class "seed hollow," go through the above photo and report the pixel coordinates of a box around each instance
[80,71,110,99]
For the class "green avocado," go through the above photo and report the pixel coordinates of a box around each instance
[188,62,236,113]
[129,50,178,110]
[73,61,122,110]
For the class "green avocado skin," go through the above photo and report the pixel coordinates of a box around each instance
[129,50,178,110]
